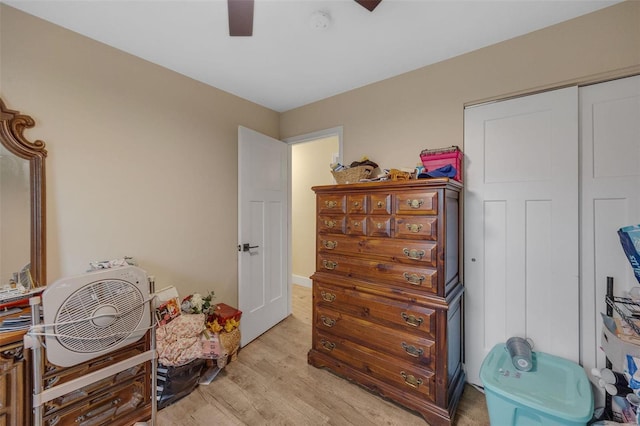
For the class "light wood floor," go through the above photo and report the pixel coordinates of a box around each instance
[156,285,490,425]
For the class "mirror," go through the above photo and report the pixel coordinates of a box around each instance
[0,97,47,287]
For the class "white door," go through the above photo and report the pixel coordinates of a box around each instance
[580,75,640,378]
[464,87,579,385]
[238,126,289,346]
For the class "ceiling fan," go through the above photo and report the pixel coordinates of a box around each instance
[227,0,383,36]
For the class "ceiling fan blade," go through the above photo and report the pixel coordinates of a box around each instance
[354,0,382,12]
[228,0,254,36]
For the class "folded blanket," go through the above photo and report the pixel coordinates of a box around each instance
[418,164,457,178]
[157,313,205,366]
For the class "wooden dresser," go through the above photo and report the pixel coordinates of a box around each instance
[0,317,30,426]
[0,316,152,426]
[307,178,464,425]
[35,334,153,426]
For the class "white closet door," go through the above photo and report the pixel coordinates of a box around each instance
[580,75,640,378]
[464,87,579,385]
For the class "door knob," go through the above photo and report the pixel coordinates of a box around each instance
[239,243,260,252]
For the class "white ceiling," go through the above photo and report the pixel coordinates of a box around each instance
[4,0,623,112]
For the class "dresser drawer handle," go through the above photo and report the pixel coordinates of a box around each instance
[406,223,423,233]
[376,222,384,229]
[322,240,338,250]
[403,272,425,285]
[407,199,424,209]
[401,312,424,327]
[401,342,424,358]
[353,201,360,208]
[321,339,336,351]
[45,375,60,389]
[403,248,425,260]
[321,316,336,328]
[325,200,338,209]
[321,291,336,302]
[376,200,384,208]
[400,371,423,389]
[77,397,120,422]
[353,221,360,227]
[89,355,114,368]
[323,260,338,270]
[323,220,337,228]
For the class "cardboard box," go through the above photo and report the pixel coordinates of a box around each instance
[601,322,640,371]
[213,303,242,325]
[200,331,222,359]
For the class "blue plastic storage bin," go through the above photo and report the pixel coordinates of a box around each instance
[480,344,593,426]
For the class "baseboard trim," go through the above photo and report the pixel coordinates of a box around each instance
[292,274,312,288]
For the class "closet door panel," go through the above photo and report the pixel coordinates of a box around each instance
[481,201,508,348]
[483,110,553,183]
[580,75,640,379]
[464,75,639,390]
[592,92,640,178]
[464,86,579,385]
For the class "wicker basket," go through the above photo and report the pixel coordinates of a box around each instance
[332,165,374,184]
[219,328,240,353]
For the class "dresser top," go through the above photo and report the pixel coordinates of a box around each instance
[312,177,462,193]
[0,307,30,347]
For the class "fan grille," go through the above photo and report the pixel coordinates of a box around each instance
[54,278,145,353]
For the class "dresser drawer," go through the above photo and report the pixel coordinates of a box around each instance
[314,282,436,339]
[0,353,20,420]
[394,216,438,240]
[346,194,367,214]
[317,235,437,266]
[317,235,373,257]
[367,216,392,237]
[369,193,391,214]
[318,194,345,214]
[346,215,367,236]
[317,254,438,294]
[43,340,147,385]
[315,306,435,369]
[395,191,438,215]
[318,215,346,234]
[43,365,146,417]
[379,239,437,265]
[314,330,436,403]
[43,378,146,426]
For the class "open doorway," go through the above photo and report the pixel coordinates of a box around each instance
[286,127,342,289]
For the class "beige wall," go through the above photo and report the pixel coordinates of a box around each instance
[291,137,338,282]
[1,1,639,306]
[280,1,640,172]
[0,5,280,307]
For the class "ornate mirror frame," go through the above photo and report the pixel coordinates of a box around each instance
[0,97,47,287]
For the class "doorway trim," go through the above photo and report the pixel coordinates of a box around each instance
[284,126,343,295]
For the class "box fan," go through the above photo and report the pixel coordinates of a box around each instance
[41,266,150,366]
[25,265,157,425]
